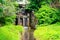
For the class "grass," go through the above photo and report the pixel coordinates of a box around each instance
[34,22,60,40]
[0,24,23,40]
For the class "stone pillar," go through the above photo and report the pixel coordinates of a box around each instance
[18,14,20,25]
[22,16,29,40]
[23,17,25,26]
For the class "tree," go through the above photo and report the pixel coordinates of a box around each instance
[35,5,59,25]
[0,0,18,25]
[26,0,58,11]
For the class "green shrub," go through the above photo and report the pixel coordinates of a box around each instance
[0,0,18,25]
[34,22,60,40]
[26,0,53,11]
[35,5,59,25]
[0,25,23,40]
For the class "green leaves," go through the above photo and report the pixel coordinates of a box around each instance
[0,25,23,40]
[27,0,53,11]
[0,7,3,12]
[34,23,60,40]
[35,5,59,25]
[0,0,5,4]
[0,0,18,25]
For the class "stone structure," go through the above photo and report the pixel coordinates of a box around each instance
[15,0,37,40]
[15,9,36,29]
[16,0,36,29]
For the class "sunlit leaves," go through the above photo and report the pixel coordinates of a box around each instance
[0,25,23,40]
[34,23,60,40]
[35,5,59,25]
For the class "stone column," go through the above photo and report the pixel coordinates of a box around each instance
[18,14,20,25]
[22,16,29,40]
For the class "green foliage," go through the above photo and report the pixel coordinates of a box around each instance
[34,22,60,40]
[0,25,23,40]
[40,0,52,5]
[26,0,41,11]
[0,0,18,25]
[27,0,53,11]
[35,5,59,25]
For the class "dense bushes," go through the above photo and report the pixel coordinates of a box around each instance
[0,0,18,25]
[0,0,23,40]
[27,0,54,11]
[0,25,23,40]
[34,22,60,40]
[35,5,59,25]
